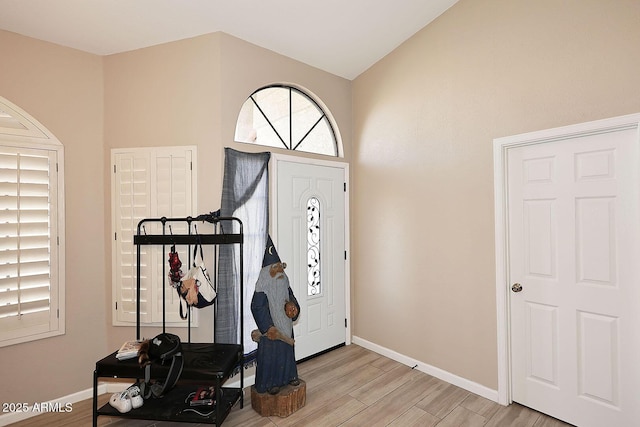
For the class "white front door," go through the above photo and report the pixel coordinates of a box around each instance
[507,123,640,426]
[273,157,348,361]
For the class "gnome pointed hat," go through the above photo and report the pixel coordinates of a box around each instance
[262,235,281,267]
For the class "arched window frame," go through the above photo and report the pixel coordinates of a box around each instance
[0,96,66,348]
[235,84,342,157]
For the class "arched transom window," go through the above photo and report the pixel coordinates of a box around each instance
[235,85,338,157]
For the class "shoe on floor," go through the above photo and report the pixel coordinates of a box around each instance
[109,390,132,413]
[268,386,280,395]
[127,385,144,409]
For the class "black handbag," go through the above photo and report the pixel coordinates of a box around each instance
[138,333,183,399]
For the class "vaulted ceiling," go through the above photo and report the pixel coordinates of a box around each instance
[0,0,458,80]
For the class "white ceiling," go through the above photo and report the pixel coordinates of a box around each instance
[0,0,458,80]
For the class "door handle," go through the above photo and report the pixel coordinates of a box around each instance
[511,283,523,293]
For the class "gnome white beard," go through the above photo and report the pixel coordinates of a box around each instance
[256,265,293,337]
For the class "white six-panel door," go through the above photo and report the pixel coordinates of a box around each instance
[273,157,348,361]
[507,123,640,427]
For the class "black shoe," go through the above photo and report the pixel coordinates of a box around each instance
[268,387,280,395]
[289,379,300,386]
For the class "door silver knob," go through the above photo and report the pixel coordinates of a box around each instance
[511,283,523,293]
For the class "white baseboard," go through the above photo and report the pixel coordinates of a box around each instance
[0,384,109,426]
[352,336,500,404]
[1,341,498,426]
[225,373,255,389]
[0,380,148,426]
[0,372,256,427]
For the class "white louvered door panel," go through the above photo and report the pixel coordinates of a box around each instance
[150,148,194,324]
[0,147,59,340]
[112,147,197,327]
[113,151,152,324]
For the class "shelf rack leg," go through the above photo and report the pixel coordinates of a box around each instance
[92,370,98,427]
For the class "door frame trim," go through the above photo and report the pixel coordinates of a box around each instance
[270,153,352,347]
[492,113,640,406]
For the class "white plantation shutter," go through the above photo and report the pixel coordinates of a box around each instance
[0,147,61,344]
[151,149,194,324]
[112,147,196,326]
[0,96,65,348]
[113,151,151,324]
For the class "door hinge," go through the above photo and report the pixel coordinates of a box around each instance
[57,309,60,319]
[344,182,347,192]
[345,318,347,328]
[115,301,118,310]
[113,164,116,173]
[190,161,193,171]
[344,250,347,260]
[114,232,117,241]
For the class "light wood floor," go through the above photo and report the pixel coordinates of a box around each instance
[9,344,574,426]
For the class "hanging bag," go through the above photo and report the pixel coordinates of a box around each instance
[176,242,216,314]
[190,243,216,305]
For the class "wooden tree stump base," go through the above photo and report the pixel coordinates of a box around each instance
[251,380,306,417]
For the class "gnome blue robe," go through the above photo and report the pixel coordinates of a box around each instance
[250,238,300,394]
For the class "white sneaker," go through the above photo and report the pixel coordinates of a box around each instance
[127,385,144,409]
[109,390,132,413]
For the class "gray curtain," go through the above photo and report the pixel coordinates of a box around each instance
[216,148,270,363]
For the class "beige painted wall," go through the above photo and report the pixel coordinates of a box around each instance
[352,0,640,389]
[4,0,638,411]
[0,30,106,404]
[103,33,225,348]
[0,28,350,409]
[103,32,352,350]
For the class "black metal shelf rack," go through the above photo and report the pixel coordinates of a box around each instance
[92,215,244,426]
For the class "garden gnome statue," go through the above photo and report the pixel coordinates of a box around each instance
[250,236,301,395]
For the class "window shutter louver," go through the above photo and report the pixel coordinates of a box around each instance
[0,148,57,340]
[0,96,64,348]
[112,147,196,327]
[113,152,151,324]
[151,149,193,324]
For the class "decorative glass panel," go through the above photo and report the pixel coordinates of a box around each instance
[235,85,339,157]
[307,197,321,296]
